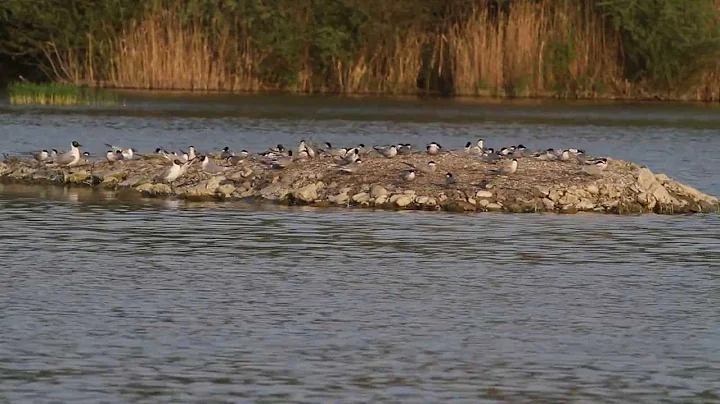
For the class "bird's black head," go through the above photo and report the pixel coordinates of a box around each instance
[465,142,472,147]
[71,141,82,147]
[223,146,230,151]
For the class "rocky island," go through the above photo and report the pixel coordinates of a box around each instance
[0,146,717,214]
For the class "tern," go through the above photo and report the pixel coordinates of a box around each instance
[426,142,442,155]
[220,146,234,160]
[402,161,437,174]
[445,172,456,186]
[32,149,49,162]
[399,169,416,182]
[490,158,518,175]
[200,155,227,174]
[374,145,398,158]
[397,144,413,155]
[339,159,363,174]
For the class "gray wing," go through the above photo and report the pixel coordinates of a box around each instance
[54,151,74,165]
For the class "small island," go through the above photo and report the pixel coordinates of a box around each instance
[0,149,718,214]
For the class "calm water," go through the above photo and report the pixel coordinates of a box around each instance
[1,95,719,402]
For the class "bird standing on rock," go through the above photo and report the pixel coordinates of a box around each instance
[156,159,184,183]
[53,141,82,167]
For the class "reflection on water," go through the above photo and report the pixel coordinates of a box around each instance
[1,97,719,402]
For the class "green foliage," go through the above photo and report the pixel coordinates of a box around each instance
[598,0,720,88]
[8,81,117,105]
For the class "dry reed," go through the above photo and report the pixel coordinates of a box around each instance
[447,0,622,98]
[35,0,720,100]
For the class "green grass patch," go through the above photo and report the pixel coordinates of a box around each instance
[8,82,118,106]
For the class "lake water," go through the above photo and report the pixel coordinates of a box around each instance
[1,94,719,402]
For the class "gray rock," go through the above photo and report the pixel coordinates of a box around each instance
[485,202,503,211]
[295,183,319,202]
[476,190,493,198]
[370,185,388,198]
[531,186,549,198]
[575,199,596,211]
[548,188,564,202]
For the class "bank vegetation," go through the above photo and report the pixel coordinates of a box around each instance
[2,0,720,100]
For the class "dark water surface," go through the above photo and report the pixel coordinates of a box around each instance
[1,95,719,402]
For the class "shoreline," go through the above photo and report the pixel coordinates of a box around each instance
[1,151,717,215]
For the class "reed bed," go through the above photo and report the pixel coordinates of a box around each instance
[447,1,622,97]
[8,82,117,106]
[33,0,720,100]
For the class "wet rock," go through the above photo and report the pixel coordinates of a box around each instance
[476,190,493,198]
[443,200,476,212]
[370,185,388,198]
[394,195,414,208]
[217,184,236,198]
[181,176,226,197]
[374,195,388,205]
[542,198,555,211]
[560,205,578,214]
[328,192,349,204]
[352,192,371,204]
[575,199,596,211]
[136,182,172,195]
[67,171,91,184]
[479,199,490,207]
[467,198,477,205]
[558,192,580,206]
[295,182,322,203]
[415,196,430,205]
[485,202,503,211]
